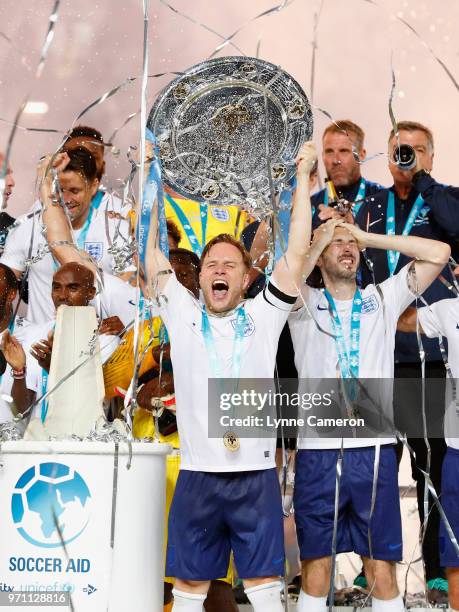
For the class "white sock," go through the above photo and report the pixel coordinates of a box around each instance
[372,594,404,612]
[298,589,327,612]
[172,588,206,611]
[244,580,284,612]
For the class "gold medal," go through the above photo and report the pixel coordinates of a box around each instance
[223,431,240,452]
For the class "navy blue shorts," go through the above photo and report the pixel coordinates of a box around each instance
[440,446,459,567]
[294,446,402,561]
[166,468,285,580]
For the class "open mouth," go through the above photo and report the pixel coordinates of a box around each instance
[211,279,229,299]
[339,256,355,267]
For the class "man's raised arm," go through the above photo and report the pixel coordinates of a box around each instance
[342,222,451,294]
[145,196,172,296]
[38,153,98,275]
[271,141,317,296]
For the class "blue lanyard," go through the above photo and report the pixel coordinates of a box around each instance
[41,370,48,423]
[386,191,424,276]
[321,178,366,215]
[143,129,168,264]
[201,305,247,378]
[324,288,362,379]
[165,193,208,257]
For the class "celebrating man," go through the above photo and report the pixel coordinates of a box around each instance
[289,219,450,612]
[146,142,317,612]
[355,121,459,601]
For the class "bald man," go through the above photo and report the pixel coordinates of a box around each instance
[2,262,128,418]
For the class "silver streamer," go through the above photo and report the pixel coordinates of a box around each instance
[0,421,23,441]
[363,0,459,93]
[1,0,62,208]
[328,444,343,612]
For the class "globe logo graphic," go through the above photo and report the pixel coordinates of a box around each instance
[11,462,91,548]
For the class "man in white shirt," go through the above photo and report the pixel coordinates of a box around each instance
[1,147,134,324]
[288,219,450,612]
[1,262,126,422]
[62,124,127,216]
[398,272,459,610]
[146,142,317,612]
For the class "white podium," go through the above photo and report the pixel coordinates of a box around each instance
[0,440,170,611]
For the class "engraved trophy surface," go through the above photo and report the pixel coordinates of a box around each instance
[148,57,313,211]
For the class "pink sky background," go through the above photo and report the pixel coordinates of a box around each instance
[0,0,458,215]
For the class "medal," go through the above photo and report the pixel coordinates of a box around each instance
[223,431,240,452]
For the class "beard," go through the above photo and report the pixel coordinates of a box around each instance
[322,257,358,282]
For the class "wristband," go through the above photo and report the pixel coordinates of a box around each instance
[11,366,26,380]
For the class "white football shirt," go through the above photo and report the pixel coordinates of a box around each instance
[418,298,459,449]
[158,273,296,472]
[1,193,134,324]
[289,263,416,449]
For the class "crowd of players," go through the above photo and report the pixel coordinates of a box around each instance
[0,118,458,612]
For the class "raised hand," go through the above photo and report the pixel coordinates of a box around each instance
[1,330,26,371]
[295,141,318,178]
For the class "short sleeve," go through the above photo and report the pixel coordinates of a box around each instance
[98,274,136,327]
[157,273,194,332]
[379,262,417,319]
[0,215,32,273]
[418,301,449,339]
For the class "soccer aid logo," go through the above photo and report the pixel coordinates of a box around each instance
[11,462,91,548]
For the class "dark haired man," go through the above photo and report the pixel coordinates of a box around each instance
[1,149,135,324]
[147,142,317,612]
[63,124,126,216]
[289,219,450,612]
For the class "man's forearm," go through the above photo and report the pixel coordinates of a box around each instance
[302,240,325,280]
[365,232,450,265]
[12,379,35,415]
[42,201,78,263]
[286,172,312,259]
[145,198,171,294]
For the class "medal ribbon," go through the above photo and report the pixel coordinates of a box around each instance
[41,369,49,423]
[165,193,208,258]
[201,305,247,379]
[323,288,362,379]
[386,191,425,276]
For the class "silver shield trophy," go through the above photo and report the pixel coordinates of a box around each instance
[148,56,313,212]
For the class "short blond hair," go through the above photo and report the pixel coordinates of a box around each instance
[323,120,365,151]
